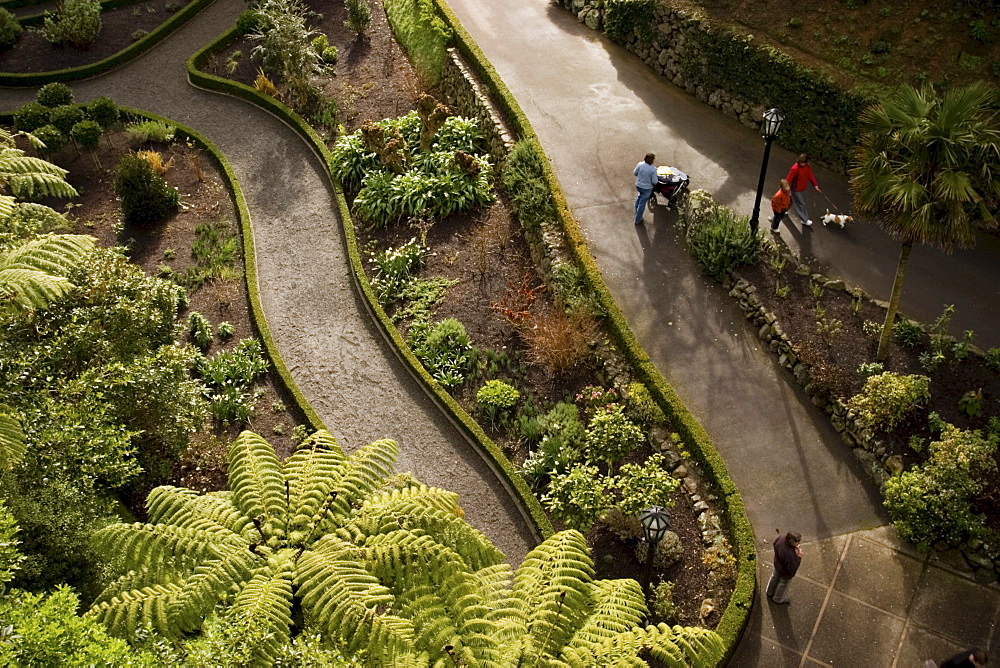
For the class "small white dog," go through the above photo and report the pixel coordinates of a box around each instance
[821,209,854,228]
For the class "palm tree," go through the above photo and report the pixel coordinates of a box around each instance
[850,82,1000,361]
[90,430,724,666]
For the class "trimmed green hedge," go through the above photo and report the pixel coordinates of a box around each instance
[0,0,212,86]
[432,0,755,657]
[382,0,452,86]
[188,28,553,542]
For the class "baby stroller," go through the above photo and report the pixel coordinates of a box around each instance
[648,165,690,210]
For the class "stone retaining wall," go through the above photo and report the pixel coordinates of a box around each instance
[440,48,517,163]
[727,254,1000,584]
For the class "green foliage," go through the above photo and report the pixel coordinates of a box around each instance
[502,140,558,236]
[321,45,339,64]
[48,104,84,135]
[0,406,26,473]
[345,0,371,35]
[187,311,213,351]
[114,153,179,225]
[85,96,120,129]
[13,102,49,133]
[125,119,175,144]
[0,233,94,314]
[37,82,74,108]
[71,120,102,152]
[370,237,425,304]
[605,0,656,44]
[0,8,21,48]
[32,124,66,155]
[41,0,102,48]
[412,317,473,388]
[542,464,614,532]
[521,401,586,480]
[625,381,665,426]
[969,20,991,43]
[958,389,983,418]
[181,217,239,289]
[382,0,452,84]
[617,453,680,516]
[787,17,802,28]
[847,372,930,432]
[249,0,323,109]
[884,425,996,550]
[652,581,679,623]
[584,404,645,464]
[0,502,23,584]
[857,361,884,378]
[575,385,620,419]
[197,339,270,424]
[986,347,1000,371]
[892,317,922,347]
[235,8,263,35]
[0,587,153,666]
[476,379,520,427]
[680,197,760,281]
[216,321,235,340]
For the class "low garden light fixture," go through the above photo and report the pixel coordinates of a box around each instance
[639,505,671,596]
[749,107,785,234]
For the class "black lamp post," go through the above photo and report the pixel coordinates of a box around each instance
[749,108,785,234]
[639,505,671,597]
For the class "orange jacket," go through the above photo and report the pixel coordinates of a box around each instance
[771,188,791,213]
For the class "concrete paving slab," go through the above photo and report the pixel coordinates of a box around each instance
[796,535,849,587]
[896,624,966,668]
[806,591,905,666]
[854,525,926,561]
[729,635,804,668]
[909,564,1000,648]
[834,537,924,617]
[754,568,827,651]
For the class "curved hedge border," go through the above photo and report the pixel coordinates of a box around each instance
[432,0,755,657]
[187,27,552,542]
[0,0,213,87]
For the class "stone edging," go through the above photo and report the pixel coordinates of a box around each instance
[727,246,1000,584]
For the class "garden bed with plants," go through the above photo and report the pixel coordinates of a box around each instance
[0,0,195,73]
[196,0,738,628]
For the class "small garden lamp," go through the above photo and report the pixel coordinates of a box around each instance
[749,107,785,234]
[639,505,671,596]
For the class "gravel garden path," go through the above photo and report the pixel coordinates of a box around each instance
[0,0,537,564]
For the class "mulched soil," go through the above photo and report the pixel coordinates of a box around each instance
[0,0,194,73]
[736,246,1000,533]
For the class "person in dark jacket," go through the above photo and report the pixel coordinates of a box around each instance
[938,648,988,667]
[766,531,802,604]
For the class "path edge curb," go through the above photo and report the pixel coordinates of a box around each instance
[433,0,756,656]
[186,27,554,544]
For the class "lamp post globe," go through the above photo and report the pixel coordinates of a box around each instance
[749,107,784,234]
[639,505,671,596]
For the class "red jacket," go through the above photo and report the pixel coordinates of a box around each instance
[786,162,818,192]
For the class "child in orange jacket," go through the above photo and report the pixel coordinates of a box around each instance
[769,179,792,233]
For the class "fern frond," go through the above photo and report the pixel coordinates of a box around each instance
[0,404,26,470]
[88,582,183,638]
[283,430,347,537]
[0,155,77,199]
[228,431,287,539]
[562,623,725,668]
[0,268,74,312]
[363,483,460,515]
[145,486,249,538]
[230,562,295,666]
[0,234,95,274]
[93,523,241,582]
[565,579,647,652]
[0,195,13,223]
[325,438,398,522]
[169,543,260,634]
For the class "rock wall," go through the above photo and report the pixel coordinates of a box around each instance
[439,48,516,163]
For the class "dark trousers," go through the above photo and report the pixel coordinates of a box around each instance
[770,209,789,230]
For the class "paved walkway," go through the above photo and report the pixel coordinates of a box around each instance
[444,0,1000,665]
[1,0,536,564]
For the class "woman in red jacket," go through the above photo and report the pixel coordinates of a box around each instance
[786,153,821,227]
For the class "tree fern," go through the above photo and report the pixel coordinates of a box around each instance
[0,404,26,469]
[0,127,79,201]
[0,234,95,314]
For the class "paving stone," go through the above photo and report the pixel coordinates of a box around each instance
[909,564,1000,648]
[832,536,923,616]
[755,558,826,652]
[896,624,965,668]
[806,591,905,666]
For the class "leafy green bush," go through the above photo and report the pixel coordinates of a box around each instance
[85,96,119,129]
[383,0,452,85]
[884,425,996,550]
[520,401,586,479]
[575,385,620,419]
[216,321,235,340]
[345,0,371,34]
[625,381,665,426]
[188,311,213,351]
[413,318,473,388]
[71,120,102,152]
[892,317,923,347]
[584,404,645,464]
[857,361,884,378]
[235,8,263,35]
[322,45,339,64]
[617,453,680,515]
[114,153,179,225]
[36,82,73,108]
[542,464,613,532]
[847,372,930,432]
[986,347,1000,371]
[477,379,520,427]
[249,0,323,110]
[41,0,101,48]
[125,119,175,144]
[32,125,65,155]
[370,238,426,304]
[653,581,679,623]
[604,0,656,44]
[0,203,69,249]
[502,140,558,235]
[682,199,760,280]
[0,8,22,49]
[13,102,49,133]
[197,339,270,424]
[48,105,84,135]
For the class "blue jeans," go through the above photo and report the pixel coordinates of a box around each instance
[634,186,653,224]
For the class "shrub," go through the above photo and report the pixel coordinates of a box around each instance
[114,153,179,225]
[48,105,83,135]
[216,322,235,340]
[616,453,680,515]
[857,361,884,378]
[892,318,922,348]
[130,28,147,42]
[125,119,175,144]
[541,464,614,532]
[32,125,65,155]
[188,311,213,351]
[969,20,991,43]
[197,339,270,424]
[85,97,119,129]
[41,0,102,48]
[321,46,339,64]
[36,82,73,108]
[958,389,983,418]
[884,425,996,550]
[788,17,803,28]
[70,120,101,152]
[249,0,323,108]
[604,0,656,44]
[521,307,597,374]
[502,140,558,234]
[635,529,683,568]
[575,385,619,419]
[311,33,328,54]
[584,404,645,464]
[653,581,679,622]
[0,9,22,49]
[235,9,263,35]
[476,380,520,427]
[683,200,760,280]
[625,381,665,426]
[986,348,1000,371]
[520,401,586,479]
[370,238,425,304]
[847,372,930,432]
[382,0,452,84]
[345,0,371,34]
[413,318,473,388]
[13,103,49,133]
